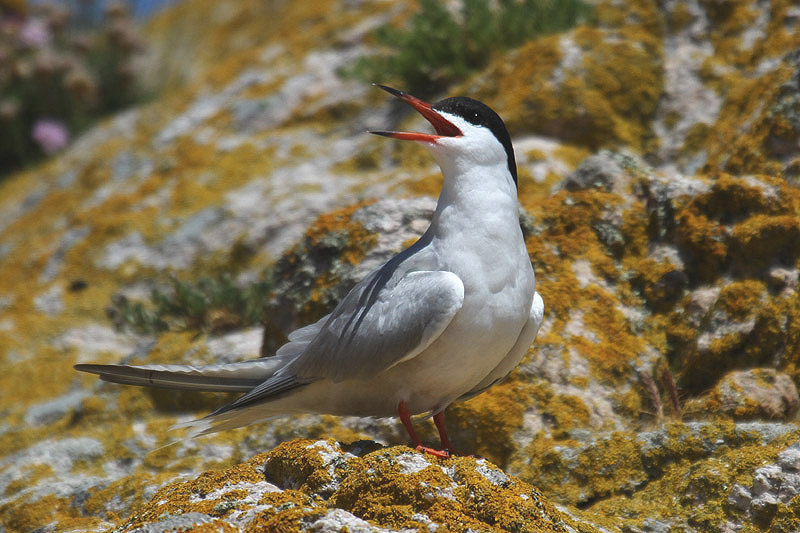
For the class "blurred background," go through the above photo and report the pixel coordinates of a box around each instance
[0,0,590,178]
[1,0,163,174]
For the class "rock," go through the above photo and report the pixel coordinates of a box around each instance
[111,439,597,532]
[513,420,800,509]
[690,369,800,420]
[668,279,788,391]
[32,284,64,316]
[558,151,629,194]
[725,442,800,527]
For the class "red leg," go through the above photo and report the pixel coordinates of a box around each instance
[433,411,455,452]
[397,401,451,458]
[398,400,423,448]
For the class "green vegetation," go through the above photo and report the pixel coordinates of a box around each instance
[108,272,273,335]
[349,0,592,97]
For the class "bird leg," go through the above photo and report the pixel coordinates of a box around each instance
[433,411,456,453]
[397,401,451,458]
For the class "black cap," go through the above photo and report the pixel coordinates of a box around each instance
[432,97,517,187]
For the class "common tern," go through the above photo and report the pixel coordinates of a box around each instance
[76,84,545,457]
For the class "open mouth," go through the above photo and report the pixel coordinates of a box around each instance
[370,84,462,142]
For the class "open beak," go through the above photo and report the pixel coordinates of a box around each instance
[370,84,462,142]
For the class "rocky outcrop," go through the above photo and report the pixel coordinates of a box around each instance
[110,439,597,532]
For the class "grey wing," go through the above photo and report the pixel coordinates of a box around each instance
[203,268,464,419]
[288,269,465,381]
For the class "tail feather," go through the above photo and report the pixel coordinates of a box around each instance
[172,405,283,437]
[74,357,290,393]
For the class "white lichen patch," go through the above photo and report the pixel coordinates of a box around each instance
[33,284,64,316]
[189,480,281,504]
[395,452,432,475]
[0,437,105,503]
[474,459,510,487]
[306,508,394,533]
[24,390,89,426]
[305,440,357,495]
[515,136,576,183]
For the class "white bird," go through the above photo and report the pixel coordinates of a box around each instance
[75,84,544,457]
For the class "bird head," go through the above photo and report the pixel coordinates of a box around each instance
[370,84,517,187]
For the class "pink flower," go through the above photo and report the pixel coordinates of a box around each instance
[32,119,69,155]
[19,18,50,48]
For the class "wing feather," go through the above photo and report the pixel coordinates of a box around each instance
[205,269,463,416]
[289,270,464,381]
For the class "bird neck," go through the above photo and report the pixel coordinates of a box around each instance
[428,161,520,240]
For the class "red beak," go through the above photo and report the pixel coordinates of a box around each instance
[370,84,462,142]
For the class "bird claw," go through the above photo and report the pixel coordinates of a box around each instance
[415,444,452,458]
[415,444,466,459]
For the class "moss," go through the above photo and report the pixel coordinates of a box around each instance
[695,174,797,221]
[545,393,593,438]
[304,203,379,266]
[517,421,800,531]
[771,495,800,532]
[0,494,69,533]
[701,57,800,176]
[262,439,337,494]
[663,0,800,177]
[332,143,384,174]
[690,368,799,420]
[666,2,694,33]
[118,452,273,531]
[526,431,649,505]
[327,443,592,532]
[595,433,800,531]
[0,345,76,412]
[552,144,593,170]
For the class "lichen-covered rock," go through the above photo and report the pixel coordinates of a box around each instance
[688,368,800,420]
[727,442,800,529]
[113,439,599,532]
[2,0,800,532]
[513,421,800,508]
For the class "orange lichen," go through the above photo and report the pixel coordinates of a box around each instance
[470,7,664,152]
[700,53,800,176]
[304,201,379,266]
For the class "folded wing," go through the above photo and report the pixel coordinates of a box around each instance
[206,269,465,417]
